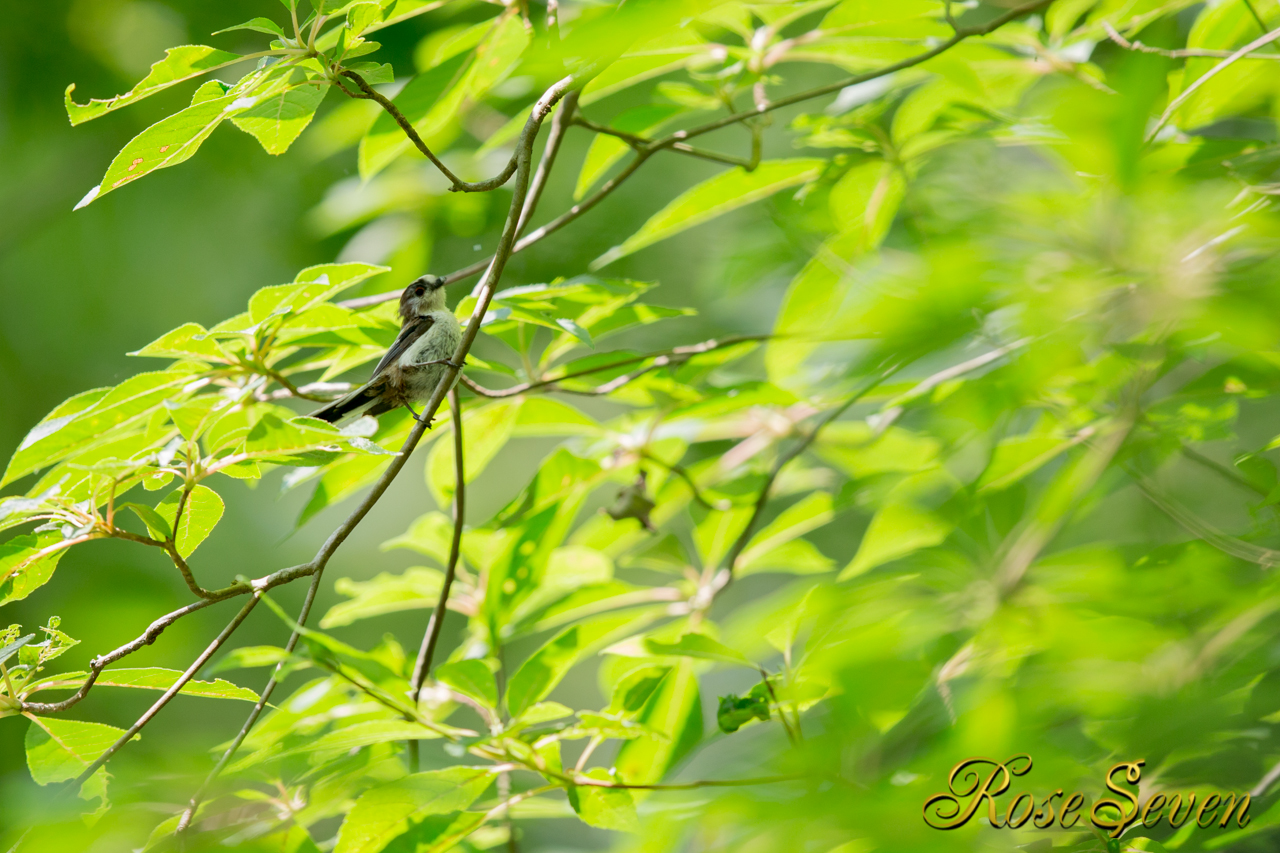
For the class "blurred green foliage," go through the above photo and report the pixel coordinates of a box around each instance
[7,1,1280,852]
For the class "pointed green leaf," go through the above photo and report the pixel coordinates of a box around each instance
[839,503,953,580]
[644,632,754,666]
[79,90,258,207]
[1,533,72,607]
[592,159,825,268]
[25,716,128,785]
[506,613,641,717]
[213,17,288,38]
[65,45,243,125]
[320,568,444,628]
[568,768,639,831]
[232,84,328,154]
[25,667,258,701]
[615,660,702,784]
[334,767,495,853]
[156,484,224,559]
[434,659,498,708]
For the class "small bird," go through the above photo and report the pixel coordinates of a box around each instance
[311,275,463,425]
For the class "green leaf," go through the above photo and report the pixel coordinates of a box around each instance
[3,370,195,487]
[0,533,72,607]
[736,493,835,572]
[765,231,858,387]
[591,159,825,268]
[977,434,1078,492]
[25,716,127,784]
[838,503,953,580]
[79,87,268,207]
[25,667,258,701]
[334,767,495,853]
[568,768,639,832]
[211,645,291,673]
[506,613,641,718]
[121,502,172,542]
[644,632,754,666]
[828,159,905,249]
[232,84,328,155]
[65,45,243,125]
[426,399,522,507]
[213,17,288,38]
[320,568,444,628]
[434,659,498,708]
[615,660,702,784]
[155,485,224,559]
[129,322,228,362]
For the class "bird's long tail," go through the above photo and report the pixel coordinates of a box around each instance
[310,384,377,423]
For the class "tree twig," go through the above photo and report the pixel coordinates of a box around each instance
[69,594,262,788]
[408,386,466,771]
[517,89,578,237]
[1102,22,1280,59]
[460,334,769,398]
[1147,25,1280,141]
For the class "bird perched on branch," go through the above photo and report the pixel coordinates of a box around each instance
[312,275,462,425]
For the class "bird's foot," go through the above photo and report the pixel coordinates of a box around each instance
[405,404,434,428]
[420,358,466,370]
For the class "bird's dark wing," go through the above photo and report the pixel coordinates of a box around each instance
[371,314,435,377]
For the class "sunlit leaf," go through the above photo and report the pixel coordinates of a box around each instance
[65,45,243,125]
[592,159,825,269]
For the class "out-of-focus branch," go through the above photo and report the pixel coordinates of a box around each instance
[461,334,769,398]
[408,387,466,771]
[69,594,262,788]
[517,89,579,237]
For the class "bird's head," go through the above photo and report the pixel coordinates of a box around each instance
[399,275,447,321]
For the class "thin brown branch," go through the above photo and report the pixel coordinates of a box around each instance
[21,598,224,714]
[1148,26,1280,141]
[1103,22,1280,59]
[517,89,579,237]
[461,334,769,398]
[408,387,466,771]
[69,594,262,788]
[713,370,894,595]
[641,451,730,511]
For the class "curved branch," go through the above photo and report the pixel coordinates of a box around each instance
[517,89,579,237]
[461,334,769,398]
[408,387,466,771]
[69,594,262,788]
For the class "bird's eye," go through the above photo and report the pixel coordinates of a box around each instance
[414,286,425,296]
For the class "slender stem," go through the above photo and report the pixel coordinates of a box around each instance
[1103,22,1280,59]
[69,594,261,788]
[175,566,328,833]
[460,334,769,398]
[339,70,474,191]
[408,388,466,771]
[714,369,895,594]
[641,451,729,511]
[517,89,579,237]
[1147,26,1280,141]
